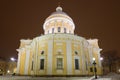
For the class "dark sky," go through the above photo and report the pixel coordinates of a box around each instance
[0,0,120,59]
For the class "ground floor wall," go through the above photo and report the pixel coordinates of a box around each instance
[16,34,102,76]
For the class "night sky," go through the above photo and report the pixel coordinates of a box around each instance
[0,0,120,60]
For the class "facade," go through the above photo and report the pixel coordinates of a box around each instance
[16,6,102,76]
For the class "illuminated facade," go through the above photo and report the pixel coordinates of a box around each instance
[16,6,102,76]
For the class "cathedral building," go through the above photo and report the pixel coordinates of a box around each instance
[16,6,102,76]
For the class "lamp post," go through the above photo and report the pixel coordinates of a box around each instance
[93,58,97,79]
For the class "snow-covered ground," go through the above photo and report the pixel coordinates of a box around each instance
[0,73,119,80]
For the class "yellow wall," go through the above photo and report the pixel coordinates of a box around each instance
[17,34,102,76]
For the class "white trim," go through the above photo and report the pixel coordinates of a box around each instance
[80,42,85,74]
[40,56,45,59]
[24,50,30,74]
[56,56,63,58]
[74,56,79,59]
[47,40,53,75]
[66,40,72,75]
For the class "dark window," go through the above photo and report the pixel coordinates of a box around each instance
[52,28,54,33]
[75,59,79,70]
[90,67,93,72]
[58,27,61,32]
[31,61,34,70]
[64,28,66,33]
[40,59,44,70]
[57,58,63,69]
[41,51,44,55]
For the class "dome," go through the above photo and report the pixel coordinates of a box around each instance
[43,6,75,34]
[45,6,73,22]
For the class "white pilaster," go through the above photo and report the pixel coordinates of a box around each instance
[24,49,30,74]
[66,40,72,75]
[47,40,53,75]
[81,41,85,74]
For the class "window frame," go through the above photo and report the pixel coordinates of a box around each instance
[75,59,79,70]
[40,59,44,70]
[52,28,54,33]
[64,28,66,33]
[56,58,63,69]
[58,27,61,32]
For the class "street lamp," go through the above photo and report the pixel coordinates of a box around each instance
[10,57,16,62]
[92,57,97,79]
[100,57,103,61]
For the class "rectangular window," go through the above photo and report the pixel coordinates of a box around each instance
[64,28,66,33]
[57,58,63,69]
[58,27,61,32]
[31,61,33,70]
[40,59,44,70]
[75,59,79,70]
[52,28,54,33]
[90,67,93,72]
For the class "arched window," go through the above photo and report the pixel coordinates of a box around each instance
[64,28,66,33]
[52,28,54,33]
[58,27,61,32]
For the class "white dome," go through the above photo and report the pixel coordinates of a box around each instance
[43,6,75,34]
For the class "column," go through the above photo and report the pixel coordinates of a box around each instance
[47,40,53,75]
[24,47,30,74]
[66,40,72,74]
